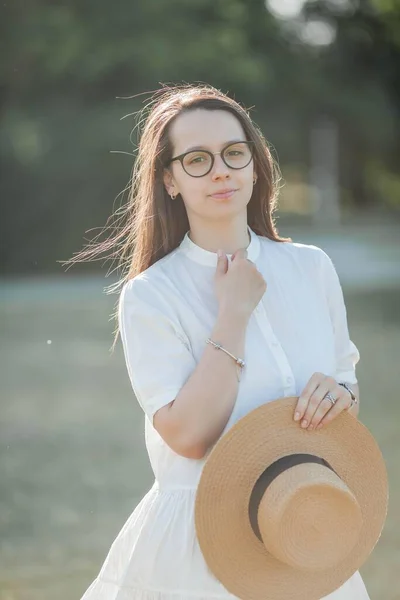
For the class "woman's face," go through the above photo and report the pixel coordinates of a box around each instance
[164,109,255,224]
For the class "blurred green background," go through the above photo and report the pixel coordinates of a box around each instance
[1,1,400,599]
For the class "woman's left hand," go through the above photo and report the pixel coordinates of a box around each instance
[294,372,353,430]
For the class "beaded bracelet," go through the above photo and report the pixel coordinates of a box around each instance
[206,338,245,382]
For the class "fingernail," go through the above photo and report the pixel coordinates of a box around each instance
[317,424,323,430]
[294,412,301,421]
[308,424,314,431]
[217,249,223,258]
[301,420,308,428]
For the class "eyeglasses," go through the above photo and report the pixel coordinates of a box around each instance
[169,141,254,178]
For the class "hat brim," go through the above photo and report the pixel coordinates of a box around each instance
[195,397,388,600]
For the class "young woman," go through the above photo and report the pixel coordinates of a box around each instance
[80,84,369,599]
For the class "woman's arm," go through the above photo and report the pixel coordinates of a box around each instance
[154,307,248,459]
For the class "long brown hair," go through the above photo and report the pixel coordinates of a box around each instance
[65,84,289,342]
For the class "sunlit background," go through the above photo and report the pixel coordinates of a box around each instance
[1,1,400,598]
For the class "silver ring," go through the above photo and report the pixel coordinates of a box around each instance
[324,392,337,406]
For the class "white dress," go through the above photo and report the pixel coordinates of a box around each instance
[81,228,370,599]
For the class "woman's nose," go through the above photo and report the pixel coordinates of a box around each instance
[211,154,230,180]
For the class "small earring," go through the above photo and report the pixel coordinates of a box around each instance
[253,177,257,185]
[170,192,176,200]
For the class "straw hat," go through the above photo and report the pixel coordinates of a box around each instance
[195,396,388,600]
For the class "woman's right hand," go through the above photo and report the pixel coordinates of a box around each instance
[214,248,267,320]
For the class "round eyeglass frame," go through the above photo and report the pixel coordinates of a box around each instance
[168,140,255,178]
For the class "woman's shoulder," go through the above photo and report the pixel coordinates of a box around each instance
[258,236,338,282]
[121,249,181,306]
[259,235,330,266]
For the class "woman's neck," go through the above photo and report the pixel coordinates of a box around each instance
[188,221,250,255]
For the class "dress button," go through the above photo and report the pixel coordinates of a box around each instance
[286,376,293,383]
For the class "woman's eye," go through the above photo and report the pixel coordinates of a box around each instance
[227,150,243,156]
[188,155,206,164]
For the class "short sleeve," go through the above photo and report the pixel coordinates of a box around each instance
[319,250,360,385]
[119,277,197,421]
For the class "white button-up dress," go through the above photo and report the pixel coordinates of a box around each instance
[81,228,370,599]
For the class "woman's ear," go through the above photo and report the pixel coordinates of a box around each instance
[163,169,177,198]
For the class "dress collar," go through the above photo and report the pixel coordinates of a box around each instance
[179,226,261,267]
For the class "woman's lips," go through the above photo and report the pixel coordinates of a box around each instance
[210,189,237,200]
